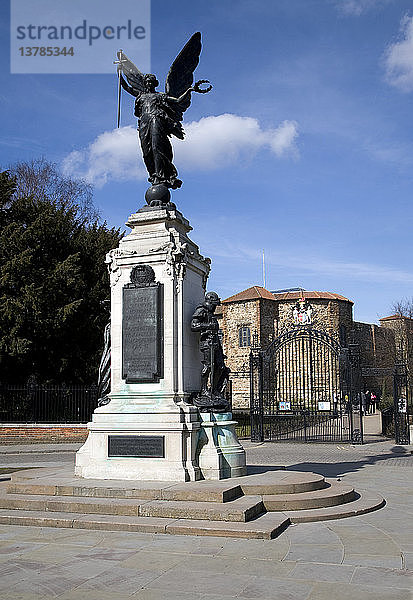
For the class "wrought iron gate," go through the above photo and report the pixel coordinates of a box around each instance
[250,327,363,443]
[393,363,410,445]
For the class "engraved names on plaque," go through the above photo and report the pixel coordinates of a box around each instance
[108,435,165,457]
[122,265,163,383]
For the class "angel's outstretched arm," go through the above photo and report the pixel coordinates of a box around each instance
[168,87,194,104]
[168,80,212,105]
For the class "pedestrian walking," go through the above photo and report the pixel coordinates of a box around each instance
[360,391,367,414]
[365,390,371,414]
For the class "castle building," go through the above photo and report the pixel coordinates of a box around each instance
[216,286,412,409]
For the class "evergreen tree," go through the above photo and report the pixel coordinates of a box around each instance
[0,161,122,384]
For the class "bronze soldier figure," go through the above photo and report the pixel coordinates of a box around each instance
[190,292,230,412]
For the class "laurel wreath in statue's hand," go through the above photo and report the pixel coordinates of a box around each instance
[193,79,212,93]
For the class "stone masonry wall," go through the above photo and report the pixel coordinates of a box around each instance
[221,297,355,409]
[354,322,396,368]
[379,317,413,398]
[353,322,396,397]
[260,299,279,348]
[277,299,353,338]
[219,290,404,409]
[380,317,413,366]
[221,299,260,409]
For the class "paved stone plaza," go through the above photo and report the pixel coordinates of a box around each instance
[0,438,412,600]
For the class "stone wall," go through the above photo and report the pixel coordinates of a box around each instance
[259,299,278,347]
[219,288,406,410]
[353,322,396,397]
[220,299,262,408]
[277,298,353,338]
[354,322,396,368]
[221,295,355,409]
[379,316,413,398]
[380,317,413,366]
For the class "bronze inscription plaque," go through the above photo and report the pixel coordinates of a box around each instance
[122,284,163,382]
[108,435,165,458]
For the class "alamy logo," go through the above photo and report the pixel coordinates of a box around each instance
[10,0,151,74]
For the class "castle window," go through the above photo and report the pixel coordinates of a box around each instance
[239,326,251,347]
[218,329,224,344]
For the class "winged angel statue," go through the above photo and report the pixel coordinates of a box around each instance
[117,32,212,205]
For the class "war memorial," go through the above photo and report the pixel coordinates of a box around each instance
[0,33,386,539]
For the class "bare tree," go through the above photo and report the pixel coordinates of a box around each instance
[8,158,98,222]
[391,299,413,319]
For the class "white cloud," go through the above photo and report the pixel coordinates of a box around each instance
[384,15,413,92]
[334,0,391,16]
[62,127,146,187]
[62,114,299,186]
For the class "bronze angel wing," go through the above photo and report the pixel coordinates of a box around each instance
[165,32,202,113]
[118,51,145,97]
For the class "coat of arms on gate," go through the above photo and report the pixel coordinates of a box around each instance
[293,298,313,325]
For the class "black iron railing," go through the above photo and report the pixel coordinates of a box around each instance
[381,407,394,438]
[232,410,250,439]
[0,383,98,423]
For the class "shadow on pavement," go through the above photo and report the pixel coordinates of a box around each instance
[247,445,412,478]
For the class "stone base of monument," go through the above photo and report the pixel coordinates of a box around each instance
[74,204,251,484]
[0,467,385,540]
[75,409,247,482]
[74,206,218,483]
[197,412,247,480]
[75,404,201,482]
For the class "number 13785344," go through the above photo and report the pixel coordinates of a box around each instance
[19,47,74,56]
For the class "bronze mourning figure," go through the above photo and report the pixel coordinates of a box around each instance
[190,292,231,412]
[116,32,212,207]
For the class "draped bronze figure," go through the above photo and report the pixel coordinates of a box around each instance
[116,32,212,206]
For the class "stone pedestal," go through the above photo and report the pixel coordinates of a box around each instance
[76,206,211,481]
[197,412,247,480]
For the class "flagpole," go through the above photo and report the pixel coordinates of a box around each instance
[262,249,266,288]
[116,49,123,128]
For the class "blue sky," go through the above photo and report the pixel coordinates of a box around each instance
[1,0,413,324]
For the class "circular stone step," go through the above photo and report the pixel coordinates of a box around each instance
[262,482,356,511]
[284,489,385,523]
[0,467,385,537]
[237,471,327,495]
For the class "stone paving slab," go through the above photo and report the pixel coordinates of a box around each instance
[165,512,289,539]
[141,565,254,596]
[284,543,344,564]
[288,561,356,582]
[0,438,411,599]
[237,575,313,599]
[307,581,413,600]
[139,495,264,522]
[0,443,82,454]
[350,565,413,590]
